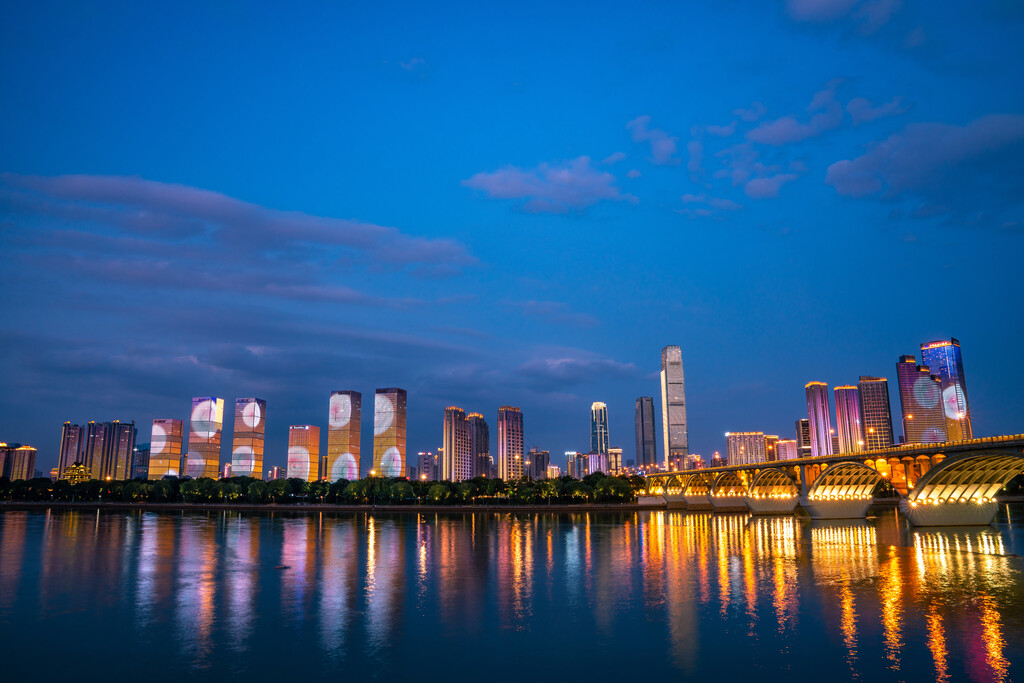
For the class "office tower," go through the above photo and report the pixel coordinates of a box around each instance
[590,402,609,454]
[776,439,798,461]
[373,388,407,477]
[442,406,472,482]
[795,419,812,458]
[805,382,833,458]
[525,448,551,479]
[684,453,705,469]
[896,356,947,444]
[327,391,361,481]
[417,451,437,481]
[833,386,864,453]
[187,397,224,479]
[920,338,973,441]
[660,346,689,468]
[634,397,658,469]
[231,398,266,479]
[565,451,580,479]
[287,425,321,481]
[82,421,112,479]
[103,421,136,481]
[710,451,725,468]
[764,435,780,462]
[496,406,524,480]
[58,422,85,477]
[131,443,150,480]
[607,447,622,475]
[149,419,184,479]
[726,432,766,466]
[858,376,895,450]
[468,413,490,478]
[587,452,609,475]
[266,466,284,481]
[221,463,233,479]
[546,465,561,479]
[0,444,36,481]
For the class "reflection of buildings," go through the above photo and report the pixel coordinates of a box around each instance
[186,397,224,479]
[661,345,689,467]
[149,418,184,479]
[327,390,361,481]
[320,517,359,654]
[231,398,266,479]
[920,339,972,441]
[373,388,407,477]
[287,425,321,481]
[896,356,947,444]
[365,518,404,651]
[497,406,524,481]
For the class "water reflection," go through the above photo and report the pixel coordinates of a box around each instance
[0,508,1022,682]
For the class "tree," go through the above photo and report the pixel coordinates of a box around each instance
[267,479,289,503]
[308,480,330,502]
[391,481,414,503]
[427,484,449,502]
[246,481,269,504]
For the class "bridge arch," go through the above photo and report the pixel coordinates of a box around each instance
[806,462,883,502]
[682,471,716,496]
[906,451,1024,504]
[664,474,686,496]
[711,471,747,498]
[748,468,799,500]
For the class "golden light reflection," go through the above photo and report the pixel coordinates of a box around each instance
[879,546,903,671]
[980,595,1009,682]
[839,582,858,673]
[926,606,949,683]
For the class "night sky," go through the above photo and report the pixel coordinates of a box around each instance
[2,1,1023,474]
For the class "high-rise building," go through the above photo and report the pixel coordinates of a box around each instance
[795,419,812,458]
[526,447,550,479]
[776,439,798,461]
[634,397,658,469]
[442,406,472,482]
[82,421,112,479]
[496,406,524,480]
[417,451,437,481]
[148,418,184,479]
[896,355,947,444]
[764,435,780,462]
[607,447,622,475]
[858,376,894,450]
[58,422,85,477]
[684,453,705,469]
[468,413,490,478]
[131,443,150,480]
[76,421,135,481]
[920,339,972,441]
[287,425,321,481]
[186,397,224,479]
[327,391,361,481]
[0,444,37,481]
[833,386,864,453]
[373,388,407,477]
[546,465,561,479]
[590,402,609,455]
[805,382,833,458]
[660,346,689,468]
[710,451,726,468]
[565,451,581,479]
[231,398,266,479]
[221,463,233,479]
[726,432,766,466]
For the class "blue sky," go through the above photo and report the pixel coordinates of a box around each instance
[2,0,1023,474]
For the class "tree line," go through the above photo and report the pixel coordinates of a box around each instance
[0,473,646,505]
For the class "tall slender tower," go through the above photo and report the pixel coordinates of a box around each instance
[231,398,266,478]
[660,346,688,470]
[805,382,833,458]
[590,402,609,454]
[857,376,894,450]
[467,413,490,477]
[186,397,224,479]
[373,388,407,477]
[795,419,812,458]
[920,338,972,441]
[634,397,657,469]
[327,391,361,480]
[442,406,472,482]
[833,386,864,453]
[287,425,321,481]
[148,418,183,479]
[58,422,85,477]
[496,406,524,481]
[896,355,947,444]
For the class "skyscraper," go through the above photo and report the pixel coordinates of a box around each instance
[590,402,609,454]
[58,422,85,477]
[607,447,622,475]
[896,355,947,444]
[131,443,150,480]
[148,418,183,479]
[107,421,136,480]
[496,406,524,481]
[526,447,550,479]
[417,451,437,481]
[660,346,689,469]
[373,388,407,477]
[764,435,780,461]
[0,444,36,481]
[795,419,812,458]
[833,386,864,453]
[327,391,361,481]
[776,439,798,461]
[726,432,766,466]
[857,376,894,450]
[186,397,224,479]
[634,397,658,469]
[442,406,472,482]
[231,398,266,479]
[287,425,321,481]
[920,338,972,441]
[468,412,490,478]
[805,382,833,458]
[83,421,112,479]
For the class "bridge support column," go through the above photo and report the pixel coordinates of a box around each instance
[800,495,873,520]
[684,494,713,510]
[746,495,799,515]
[710,495,749,512]
[900,498,998,526]
[637,495,667,507]
[663,494,687,509]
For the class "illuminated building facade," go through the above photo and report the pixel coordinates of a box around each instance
[0,444,37,481]
[590,402,609,454]
[58,422,85,478]
[726,432,766,466]
[496,406,524,480]
[857,376,894,450]
[417,451,437,480]
[920,338,972,441]
[776,439,798,461]
[546,465,561,479]
[187,397,224,479]
[684,453,705,469]
[231,398,266,479]
[62,462,90,484]
[131,443,150,480]
[148,418,184,479]
[373,388,406,477]
[795,419,812,458]
[526,448,550,479]
[468,413,490,477]
[805,382,834,458]
[565,451,582,479]
[764,435,779,462]
[833,386,864,453]
[710,451,725,468]
[607,447,622,475]
[287,425,321,481]
[896,355,947,444]
[442,406,472,482]
[660,345,689,468]
[634,396,658,468]
[327,390,361,481]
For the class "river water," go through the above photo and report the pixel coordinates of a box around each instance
[1,506,1023,682]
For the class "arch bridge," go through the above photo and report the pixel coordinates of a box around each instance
[642,434,1024,526]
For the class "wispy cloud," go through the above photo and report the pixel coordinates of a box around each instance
[747,80,844,146]
[846,95,908,125]
[627,115,680,165]
[505,300,600,328]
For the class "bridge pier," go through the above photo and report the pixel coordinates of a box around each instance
[710,494,748,512]
[800,494,873,520]
[663,493,687,509]
[899,498,999,526]
[746,494,799,515]
[637,495,667,507]
[684,494,713,510]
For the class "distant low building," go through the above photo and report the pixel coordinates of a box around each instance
[607,447,623,475]
[0,443,37,481]
[546,465,561,479]
[62,462,91,485]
